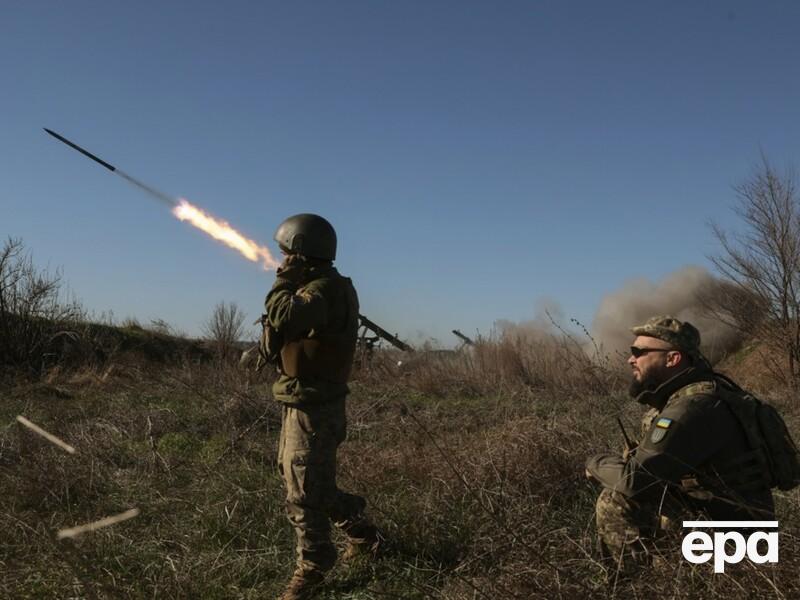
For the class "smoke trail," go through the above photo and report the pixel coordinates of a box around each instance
[115,169,176,208]
[591,266,743,363]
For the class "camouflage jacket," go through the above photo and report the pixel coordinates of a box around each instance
[262,262,358,405]
[586,368,774,520]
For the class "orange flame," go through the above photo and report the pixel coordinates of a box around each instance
[172,198,279,270]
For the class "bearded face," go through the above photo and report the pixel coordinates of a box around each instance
[628,362,671,398]
[627,336,677,399]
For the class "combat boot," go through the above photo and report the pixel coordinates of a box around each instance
[277,567,325,600]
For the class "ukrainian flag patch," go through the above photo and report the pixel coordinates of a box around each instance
[651,417,673,443]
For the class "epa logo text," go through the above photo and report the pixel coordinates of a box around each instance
[681,521,779,573]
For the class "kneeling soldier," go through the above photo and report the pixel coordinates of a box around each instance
[586,316,775,569]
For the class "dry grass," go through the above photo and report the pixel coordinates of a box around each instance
[1,327,798,599]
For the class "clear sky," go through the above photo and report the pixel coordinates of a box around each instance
[2,2,800,346]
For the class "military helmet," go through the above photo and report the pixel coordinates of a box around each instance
[273,213,337,261]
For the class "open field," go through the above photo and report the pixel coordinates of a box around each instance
[1,334,799,599]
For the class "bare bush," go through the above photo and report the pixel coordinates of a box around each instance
[0,238,84,374]
[710,157,800,386]
[203,301,246,361]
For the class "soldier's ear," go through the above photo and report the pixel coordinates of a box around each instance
[666,350,683,368]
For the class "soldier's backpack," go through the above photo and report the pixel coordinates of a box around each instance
[716,373,800,491]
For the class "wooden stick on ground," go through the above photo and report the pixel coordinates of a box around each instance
[57,508,140,540]
[16,415,76,454]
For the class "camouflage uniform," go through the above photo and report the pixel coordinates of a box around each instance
[263,256,377,576]
[586,317,775,567]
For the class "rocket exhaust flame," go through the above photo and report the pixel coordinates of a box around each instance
[173,199,279,270]
[44,127,279,271]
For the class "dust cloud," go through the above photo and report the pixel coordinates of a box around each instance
[591,266,742,363]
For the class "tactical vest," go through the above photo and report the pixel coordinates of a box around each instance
[280,276,358,384]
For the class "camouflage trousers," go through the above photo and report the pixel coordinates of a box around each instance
[595,488,682,570]
[278,398,372,572]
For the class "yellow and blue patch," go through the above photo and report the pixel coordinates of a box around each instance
[651,417,673,443]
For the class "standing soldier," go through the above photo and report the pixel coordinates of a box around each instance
[260,214,381,600]
[585,316,787,571]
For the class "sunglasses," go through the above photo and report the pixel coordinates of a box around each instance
[630,346,675,358]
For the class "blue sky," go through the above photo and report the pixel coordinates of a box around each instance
[2,2,799,345]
